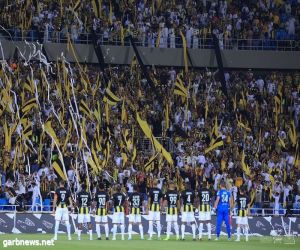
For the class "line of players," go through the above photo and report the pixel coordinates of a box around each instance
[52,179,250,241]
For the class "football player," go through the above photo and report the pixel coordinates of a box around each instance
[213,181,233,241]
[94,183,110,240]
[76,183,92,240]
[52,180,73,240]
[180,182,196,240]
[235,186,250,242]
[112,185,126,240]
[198,181,212,240]
[163,181,180,240]
[128,185,144,240]
[147,179,163,240]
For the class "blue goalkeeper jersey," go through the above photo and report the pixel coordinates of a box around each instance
[217,189,231,211]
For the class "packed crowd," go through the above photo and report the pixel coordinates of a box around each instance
[0,51,299,214]
[0,0,299,48]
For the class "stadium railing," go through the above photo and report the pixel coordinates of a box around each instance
[1,29,299,51]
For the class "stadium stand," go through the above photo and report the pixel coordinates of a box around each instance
[0,0,299,50]
[0,62,299,214]
[0,0,299,219]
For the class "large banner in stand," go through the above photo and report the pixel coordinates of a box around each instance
[0,213,299,236]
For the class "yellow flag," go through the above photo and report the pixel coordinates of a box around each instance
[121,153,128,167]
[174,75,188,98]
[145,153,159,172]
[179,31,188,73]
[288,120,297,146]
[109,0,113,24]
[87,156,99,174]
[52,161,67,181]
[132,146,137,162]
[120,24,124,46]
[103,88,121,106]
[44,120,60,146]
[4,121,11,151]
[121,100,127,123]
[156,29,161,48]
[136,113,173,165]
[241,150,251,176]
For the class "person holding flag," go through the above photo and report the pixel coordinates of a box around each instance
[213,180,233,241]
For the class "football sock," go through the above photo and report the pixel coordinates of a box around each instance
[157,222,161,238]
[139,224,144,239]
[128,224,132,238]
[181,224,185,239]
[66,222,71,238]
[191,224,196,239]
[96,224,101,238]
[89,229,93,240]
[199,223,203,238]
[166,222,171,237]
[149,221,153,238]
[237,227,241,240]
[54,221,59,237]
[207,223,211,239]
[245,227,249,241]
[174,223,179,238]
[113,224,117,239]
[120,224,125,239]
[104,224,109,238]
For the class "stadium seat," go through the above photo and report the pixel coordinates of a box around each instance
[0,198,8,210]
[43,199,51,211]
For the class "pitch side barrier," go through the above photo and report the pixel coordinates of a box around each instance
[0,209,299,237]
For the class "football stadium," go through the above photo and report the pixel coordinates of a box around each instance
[0,0,299,250]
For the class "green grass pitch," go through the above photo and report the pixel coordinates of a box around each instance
[0,234,299,250]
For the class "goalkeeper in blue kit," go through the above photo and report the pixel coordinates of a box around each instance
[213,181,233,240]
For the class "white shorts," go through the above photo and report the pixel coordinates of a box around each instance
[78,214,91,224]
[148,211,160,221]
[55,207,69,221]
[129,214,142,223]
[181,211,195,223]
[198,211,211,221]
[112,212,125,224]
[166,214,178,222]
[236,216,248,225]
[95,215,108,223]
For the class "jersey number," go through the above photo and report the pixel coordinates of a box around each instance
[202,193,209,202]
[98,197,105,206]
[221,194,229,203]
[82,198,88,206]
[240,198,246,209]
[117,196,122,206]
[170,196,177,205]
[132,197,140,207]
[154,193,159,202]
[61,193,65,202]
[186,195,191,203]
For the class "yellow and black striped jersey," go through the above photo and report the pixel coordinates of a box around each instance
[112,192,126,212]
[77,191,91,214]
[181,189,195,212]
[55,187,71,208]
[148,188,163,212]
[164,190,179,215]
[94,191,109,216]
[237,194,249,217]
[129,192,143,214]
[198,188,211,212]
